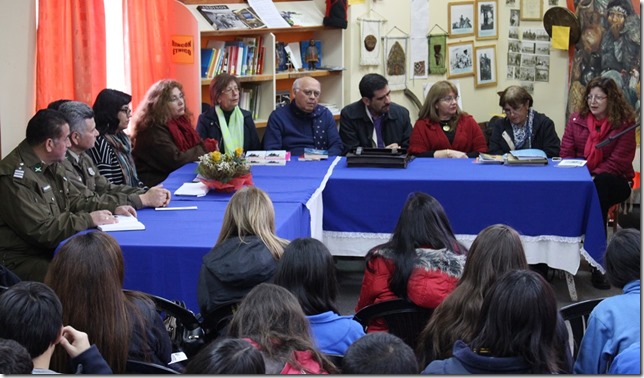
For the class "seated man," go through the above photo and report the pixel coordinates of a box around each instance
[339,73,412,155]
[0,109,134,281]
[58,101,171,210]
[342,332,418,374]
[263,76,343,156]
[0,338,33,374]
[0,281,112,374]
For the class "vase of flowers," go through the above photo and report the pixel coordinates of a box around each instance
[196,148,253,193]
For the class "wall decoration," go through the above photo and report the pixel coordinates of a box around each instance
[410,0,430,78]
[448,2,475,38]
[520,0,543,21]
[428,32,447,75]
[360,19,383,66]
[475,0,498,40]
[383,26,409,90]
[475,45,497,87]
[447,40,474,79]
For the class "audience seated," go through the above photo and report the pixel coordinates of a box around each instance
[263,76,343,156]
[0,263,20,287]
[273,238,365,355]
[422,270,561,374]
[342,332,419,374]
[355,192,467,332]
[408,80,487,158]
[607,341,640,374]
[488,85,560,157]
[196,73,261,153]
[44,231,172,373]
[227,283,337,374]
[0,281,112,374]
[197,186,288,316]
[185,337,265,374]
[0,338,33,374]
[131,79,218,187]
[574,228,640,374]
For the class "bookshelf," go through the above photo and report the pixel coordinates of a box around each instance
[174,0,345,135]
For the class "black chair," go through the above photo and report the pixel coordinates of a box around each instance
[200,300,241,343]
[125,360,180,374]
[353,298,433,350]
[559,298,604,360]
[324,354,344,373]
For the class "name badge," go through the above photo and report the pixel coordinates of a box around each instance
[87,167,95,176]
[42,185,52,192]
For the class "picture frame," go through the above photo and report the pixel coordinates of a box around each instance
[448,2,475,38]
[447,40,475,79]
[475,0,498,40]
[474,45,497,87]
[520,0,543,21]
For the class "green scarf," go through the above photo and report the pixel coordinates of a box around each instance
[215,105,244,154]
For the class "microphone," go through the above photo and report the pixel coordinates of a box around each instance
[595,123,640,149]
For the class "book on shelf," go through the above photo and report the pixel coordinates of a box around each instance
[197,5,249,30]
[276,90,291,109]
[97,215,145,232]
[233,7,267,29]
[275,42,287,72]
[284,43,302,70]
[505,149,548,165]
[275,3,324,27]
[300,40,322,69]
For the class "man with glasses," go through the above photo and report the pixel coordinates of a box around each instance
[339,73,412,155]
[263,76,343,156]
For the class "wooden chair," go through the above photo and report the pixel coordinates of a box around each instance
[559,298,604,360]
[353,298,433,350]
[200,300,241,343]
[125,360,180,374]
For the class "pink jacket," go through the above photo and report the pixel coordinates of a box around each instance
[560,112,635,180]
[408,114,487,156]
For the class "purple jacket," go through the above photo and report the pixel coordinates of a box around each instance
[560,112,635,180]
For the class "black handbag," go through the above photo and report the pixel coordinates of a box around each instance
[346,147,413,168]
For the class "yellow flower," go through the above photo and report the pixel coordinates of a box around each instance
[211,151,222,162]
[234,147,243,157]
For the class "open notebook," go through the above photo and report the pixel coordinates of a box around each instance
[97,215,145,232]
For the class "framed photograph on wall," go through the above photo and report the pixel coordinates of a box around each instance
[520,0,543,20]
[448,2,475,38]
[475,0,498,40]
[447,41,475,79]
[474,45,497,87]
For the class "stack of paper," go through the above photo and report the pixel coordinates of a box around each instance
[174,182,209,197]
[506,149,548,165]
[98,215,145,232]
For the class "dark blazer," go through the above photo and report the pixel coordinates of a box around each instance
[488,110,561,157]
[339,101,412,155]
[196,106,261,153]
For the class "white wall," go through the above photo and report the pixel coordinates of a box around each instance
[343,0,570,137]
[0,0,36,158]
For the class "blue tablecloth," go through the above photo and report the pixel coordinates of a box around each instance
[322,158,606,274]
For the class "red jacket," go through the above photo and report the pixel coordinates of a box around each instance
[408,114,487,156]
[355,248,466,332]
[560,112,635,180]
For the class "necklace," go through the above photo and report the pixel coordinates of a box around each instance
[440,120,452,132]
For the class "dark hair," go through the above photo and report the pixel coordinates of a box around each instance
[604,228,640,288]
[359,73,388,99]
[366,192,466,299]
[208,73,241,107]
[227,283,336,374]
[0,338,34,374]
[343,332,419,374]
[186,338,265,374]
[25,109,69,146]
[0,281,62,359]
[469,270,559,373]
[416,224,528,366]
[579,76,635,129]
[58,101,94,133]
[46,99,72,111]
[93,88,132,135]
[273,237,339,315]
[498,85,533,109]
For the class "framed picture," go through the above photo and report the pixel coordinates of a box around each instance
[447,41,475,79]
[474,45,497,87]
[520,0,543,20]
[475,0,498,40]
[448,2,475,38]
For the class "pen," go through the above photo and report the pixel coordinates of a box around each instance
[155,206,198,211]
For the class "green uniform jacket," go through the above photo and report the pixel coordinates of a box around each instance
[0,140,102,281]
[64,151,144,209]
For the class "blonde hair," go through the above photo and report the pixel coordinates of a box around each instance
[217,186,288,259]
[417,80,465,129]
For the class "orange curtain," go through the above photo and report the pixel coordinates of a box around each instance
[124,0,176,111]
[36,0,106,110]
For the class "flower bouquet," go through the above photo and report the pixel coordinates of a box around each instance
[196,148,253,192]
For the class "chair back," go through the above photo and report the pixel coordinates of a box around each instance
[353,298,433,349]
[200,300,242,343]
[559,298,604,360]
[125,360,180,374]
[324,354,344,373]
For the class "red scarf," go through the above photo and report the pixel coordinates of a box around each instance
[166,117,201,152]
[583,114,611,171]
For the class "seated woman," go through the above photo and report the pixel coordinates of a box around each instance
[87,89,145,187]
[574,228,640,374]
[422,270,561,374]
[196,73,261,154]
[44,231,172,373]
[186,338,265,374]
[227,283,337,374]
[487,85,560,157]
[408,81,487,158]
[273,238,365,355]
[355,192,467,332]
[197,186,288,316]
[131,79,218,187]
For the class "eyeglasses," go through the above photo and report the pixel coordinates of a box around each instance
[440,95,459,103]
[119,107,132,116]
[298,89,321,98]
[222,86,240,94]
[502,105,524,115]
[169,93,185,102]
[586,95,607,102]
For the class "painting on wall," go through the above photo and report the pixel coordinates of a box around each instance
[447,40,475,78]
[475,45,497,87]
[448,2,475,38]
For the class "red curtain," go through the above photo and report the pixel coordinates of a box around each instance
[124,0,176,111]
[36,0,106,110]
